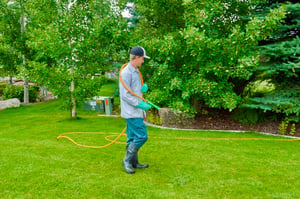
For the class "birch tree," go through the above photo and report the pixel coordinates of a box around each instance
[0,0,30,101]
[26,0,129,117]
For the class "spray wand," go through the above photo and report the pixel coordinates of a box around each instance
[147,101,160,110]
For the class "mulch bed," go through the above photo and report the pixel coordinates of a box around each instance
[159,110,300,137]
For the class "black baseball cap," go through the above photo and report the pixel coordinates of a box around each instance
[130,46,150,59]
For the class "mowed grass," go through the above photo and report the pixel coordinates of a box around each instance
[1,100,300,198]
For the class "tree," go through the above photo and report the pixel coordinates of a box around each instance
[0,36,18,84]
[242,1,300,120]
[122,0,287,116]
[0,0,30,94]
[26,0,129,117]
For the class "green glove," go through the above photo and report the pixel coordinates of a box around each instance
[136,101,151,111]
[141,83,148,93]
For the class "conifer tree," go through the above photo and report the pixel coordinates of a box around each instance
[243,1,300,120]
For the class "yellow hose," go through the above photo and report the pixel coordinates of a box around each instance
[56,130,299,149]
[56,128,127,149]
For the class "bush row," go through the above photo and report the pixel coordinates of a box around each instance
[1,85,40,103]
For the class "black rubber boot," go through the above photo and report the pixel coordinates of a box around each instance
[132,152,149,169]
[122,142,139,174]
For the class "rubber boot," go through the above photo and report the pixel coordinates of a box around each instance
[132,151,149,169]
[122,142,139,174]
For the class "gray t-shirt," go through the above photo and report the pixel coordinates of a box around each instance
[119,63,144,118]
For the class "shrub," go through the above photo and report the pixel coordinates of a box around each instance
[278,116,299,136]
[2,85,40,102]
[289,123,296,136]
[231,108,261,124]
[0,82,7,96]
[279,119,288,135]
[2,85,23,101]
[147,110,162,125]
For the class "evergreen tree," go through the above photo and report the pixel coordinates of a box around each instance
[243,1,300,120]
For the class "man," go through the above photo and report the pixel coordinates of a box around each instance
[119,46,152,174]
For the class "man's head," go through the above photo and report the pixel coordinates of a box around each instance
[130,46,150,59]
[129,46,150,68]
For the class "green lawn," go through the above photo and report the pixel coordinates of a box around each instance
[1,99,300,198]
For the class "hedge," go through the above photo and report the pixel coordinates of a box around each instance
[2,85,40,103]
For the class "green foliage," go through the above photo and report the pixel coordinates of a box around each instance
[258,36,300,80]
[2,85,39,103]
[290,123,296,136]
[279,118,289,135]
[0,0,23,77]
[146,110,162,125]
[97,78,120,98]
[232,108,261,125]
[127,0,287,116]
[243,2,300,118]
[25,61,105,109]
[2,86,23,102]
[23,0,129,116]
[242,84,300,118]
[243,80,276,97]
[0,82,7,95]
[278,117,298,136]
[0,0,42,104]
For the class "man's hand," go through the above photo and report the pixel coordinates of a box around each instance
[136,100,151,111]
[141,83,148,93]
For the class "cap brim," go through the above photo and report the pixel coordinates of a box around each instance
[144,55,150,59]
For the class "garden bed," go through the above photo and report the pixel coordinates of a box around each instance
[152,108,300,137]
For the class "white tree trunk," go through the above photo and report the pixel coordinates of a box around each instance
[23,79,29,104]
[42,85,48,97]
[9,76,13,85]
[70,80,76,117]
[23,55,29,104]
[67,0,77,118]
[21,3,29,104]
